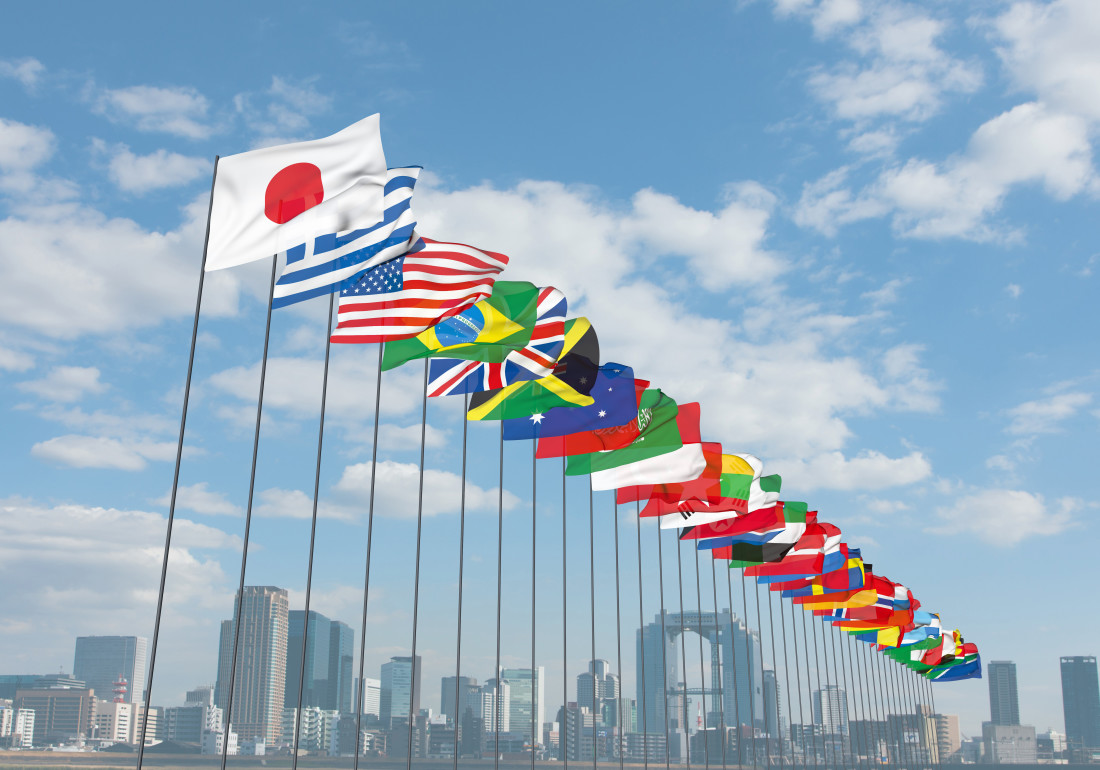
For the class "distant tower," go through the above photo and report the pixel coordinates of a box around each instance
[1061,656,1100,757]
[112,675,128,704]
[988,661,1020,726]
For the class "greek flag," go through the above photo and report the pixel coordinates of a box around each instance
[272,167,419,308]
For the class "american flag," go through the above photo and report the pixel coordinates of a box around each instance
[330,237,509,344]
[424,286,567,397]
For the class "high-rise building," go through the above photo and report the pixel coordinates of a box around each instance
[73,636,148,704]
[481,679,511,733]
[934,713,961,760]
[214,586,289,744]
[284,611,354,713]
[359,677,380,718]
[440,676,479,725]
[577,660,619,727]
[762,669,782,738]
[380,656,421,728]
[988,660,1020,726]
[812,685,849,735]
[1061,656,1100,756]
[500,667,545,743]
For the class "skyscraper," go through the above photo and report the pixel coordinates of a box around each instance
[1061,656,1100,756]
[441,676,479,724]
[72,636,148,704]
[214,585,289,744]
[577,660,619,727]
[812,685,849,735]
[284,611,354,712]
[988,660,1020,726]
[500,667,545,743]
[380,656,421,728]
[763,669,782,738]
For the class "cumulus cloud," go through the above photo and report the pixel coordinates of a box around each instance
[30,434,180,471]
[233,76,333,145]
[926,489,1079,545]
[0,57,45,90]
[0,345,34,372]
[154,482,242,517]
[0,118,54,173]
[101,143,209,194]
[773,449,932,491]
[17,365,106,402]
[95,84,212,139]
[1005,391,1092,435]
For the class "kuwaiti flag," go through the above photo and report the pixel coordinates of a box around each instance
[272,167,419,308]
[206,114,388,272]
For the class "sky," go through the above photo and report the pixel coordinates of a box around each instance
[0,0,1098,745]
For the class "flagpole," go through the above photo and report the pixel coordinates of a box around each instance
[841,630,866,770]
[675,538,691,770]
[531,438,538,768]
[808,616,826,770]
[765,588,782,769]
[864,645,884,764]
[821,624,843,770]
[137,155,219,770]
[354,344,385,770]
[778,592,796,768]
[635,503,650,770]
[708,559,728,770]
[291,291,336,770]
[799,609,818,770]
[404,358,431,769]
[752,580,770,770]
[656,525,671,770]
[219,254,278,770]
[613,499,625,770]
[787,602,806,768]
[493,421,505,769]
[562,454,569,770]
[724,569,743,769]
[827,625,850,770]
[589,478,598,770]
[692,548,711,770]
[739,573,758,770]
[451,392,470,769]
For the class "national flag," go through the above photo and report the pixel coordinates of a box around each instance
[704,520,807,565]
[425,287,568,396]
[206,114,388,272]
[465,319,600,420]
[675,503,789,542]
[381,281,542,371]
[639,454,780,523]
[621,446,726,515]
[330,237,508,343]
[744,521,845,580]
[501,364,647,441]
[590,441,710,492]
[563,391,688,475]
[272,166,420,307]
[775,551,866,596]
[534,384,657,459]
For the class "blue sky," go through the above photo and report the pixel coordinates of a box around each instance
[1,0,1097,742]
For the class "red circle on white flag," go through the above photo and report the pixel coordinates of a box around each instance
[265,163,324,224]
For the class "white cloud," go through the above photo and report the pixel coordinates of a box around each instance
[30,434,180,471]
[102,143,209,193]
[927,489,1079,545]
[861,277,909,308]
[1005,283,1022,299]
[881,343,941,412]
[992,0,1100,124]
[233,76,333,144]
[0,345,34,372]
[1005,391,1092,435]
[376,423,449,451]
[95,84,212,139]
[154,482,242,517]
[864,498,910,514]
[0,57,45,90]
[773,449,932,491]
[17,365,106,402]
[0,118,54,172]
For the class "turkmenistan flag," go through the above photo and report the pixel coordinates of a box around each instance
[465,318,599,420]
[564,391,689,475]
[381,281,542,371]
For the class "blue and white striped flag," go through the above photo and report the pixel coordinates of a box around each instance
[272,166,420,308]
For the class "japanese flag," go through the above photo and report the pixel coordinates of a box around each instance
[206,114,388,271]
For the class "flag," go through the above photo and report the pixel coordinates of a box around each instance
[425,287,568,396]
[381,281,543,371]
[330,237,508,343]
[534,380,651,458]
[591,441,710,492]
[676,503,788,542]
[501,364,647,440]
[272,167,420,307]
[566,397,698,476]
[206,114,389,272]
[639,454,780,522]
[465,318,600,420]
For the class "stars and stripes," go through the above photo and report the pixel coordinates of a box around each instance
[272,167,421,309]
[329,237,509,343]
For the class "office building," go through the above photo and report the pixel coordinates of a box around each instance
[359,677,380,718]
[812,685,849,735]
[380,656,421,728]
[988,660,1020,726]
[481,679,511,733]
[72,636,148,705]
[161,688,222,745]
[982,723,1036,764]
[281,706,339,753]
[214,585,289,744]
[577,660,618,727]
[500,667,545,743]
[1061,656,1100,756]
[15,686,96,745]
[762,669,782,738]
[94,699,132,743]
[440,676,479,724]
[284,611,354,713]
[934,713,961,760]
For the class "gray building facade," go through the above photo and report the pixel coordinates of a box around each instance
[72,636,147,704]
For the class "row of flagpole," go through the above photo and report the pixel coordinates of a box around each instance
[138,168,948,770]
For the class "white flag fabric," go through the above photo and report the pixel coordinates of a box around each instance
[590,443,707,492]
[206,114,388,272]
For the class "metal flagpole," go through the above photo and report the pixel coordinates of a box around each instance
[657,527,672,770]
[219,255,278,770]
[613,500,625,770]
[292,293,337,770]
[865,645,885,764]
[799,610,819,770]
[788,602,806,769]
[841,630,866,770]
[778,591,796,769]
[693,548,711,770]
[589,479,598,770]
[563,455,569,770]
[676,540,692,770]
[494,423,505,769]
[752,580,771,770]
[532,440,538,770]
[723,568,743,769]
[826,625,850,770]
[404,359,431,769]
[451,393,470,770]
[740,573,758,770]
[636,503,650,770]
[138,156,220,770]
[765,589,783,769]
[808,617,826,770]
[709,559,728,770]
